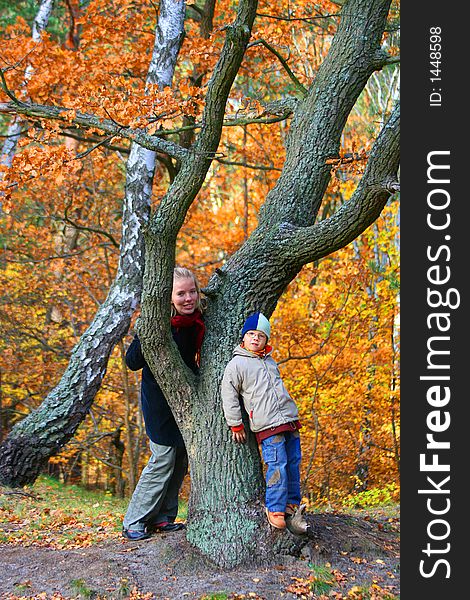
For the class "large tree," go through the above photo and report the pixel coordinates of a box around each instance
[0,0,399,567]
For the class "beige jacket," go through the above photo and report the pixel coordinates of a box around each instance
[221,345,299,433]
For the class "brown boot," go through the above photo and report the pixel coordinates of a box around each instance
[265,507,286,529]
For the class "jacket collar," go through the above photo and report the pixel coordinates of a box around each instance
[232,343,273,358]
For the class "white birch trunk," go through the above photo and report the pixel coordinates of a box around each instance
[0,0,54,171]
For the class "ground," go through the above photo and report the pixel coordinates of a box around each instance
[0,510,400,599]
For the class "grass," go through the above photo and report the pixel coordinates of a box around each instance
[1,475,398,549]
[69,578,96,598]
[288,564,336,597]
[308,564,336,595]
[346,585,399,599]
[0,474,187,548]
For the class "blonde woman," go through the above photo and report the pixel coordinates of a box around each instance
[122,268,205,540]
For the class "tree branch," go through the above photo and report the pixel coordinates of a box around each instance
[247,39,307,95]
[63,205,120,248]
[216,157,281,172]
[0,102,188,161]
[256,11,341,23]
[203,0,396,318]
[149,0,259,233]
[284,102,400,265]
[3,244,113,264]
[383,55,400,66]
[75,135,115,159]
[222,113,289,127]
[0,69,26,106]
[59,130,130,154]
[256,0,394,228]
[138,0,259,418]
[147,111,290,137]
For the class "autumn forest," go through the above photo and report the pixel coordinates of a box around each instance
[0,0,400,520]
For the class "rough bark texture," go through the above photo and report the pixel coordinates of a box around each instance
[136,0,398,568]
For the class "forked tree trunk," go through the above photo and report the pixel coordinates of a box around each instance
[139,256,307,566]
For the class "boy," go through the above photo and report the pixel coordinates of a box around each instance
[221,312,308,533]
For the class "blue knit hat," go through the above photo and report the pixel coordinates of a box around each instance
[241,312,271,340]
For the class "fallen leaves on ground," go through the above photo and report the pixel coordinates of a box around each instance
[1,589,154,600]
[285,563,399,600]
[0,479,126,550]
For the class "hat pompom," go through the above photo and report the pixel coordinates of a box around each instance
[241,312,271,340]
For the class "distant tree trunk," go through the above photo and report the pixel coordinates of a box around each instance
[0,369,5,444]
[80,451,89,488]
[354,322,377,493]
[108,427,125,497]
[390,307,400,473]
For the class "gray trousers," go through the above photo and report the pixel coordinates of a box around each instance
[123,441,188,531]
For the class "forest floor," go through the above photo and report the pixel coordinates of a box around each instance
[0,478,400,600]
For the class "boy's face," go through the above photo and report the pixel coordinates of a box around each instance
[243,330,267,352]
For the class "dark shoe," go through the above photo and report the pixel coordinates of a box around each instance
[122,528,151,541]
[153,521,186,532]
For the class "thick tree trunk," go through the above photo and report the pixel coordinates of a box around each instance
[139,246,306,566]
[156,329,301,567]
[185,400,267,567]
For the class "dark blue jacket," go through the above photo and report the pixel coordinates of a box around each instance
[125,328,199,447]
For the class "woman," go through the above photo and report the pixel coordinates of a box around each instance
[122,267,205,540]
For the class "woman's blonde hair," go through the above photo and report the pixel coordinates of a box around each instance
[171,267,207,317]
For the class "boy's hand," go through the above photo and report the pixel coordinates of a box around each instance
[232,429,246,443]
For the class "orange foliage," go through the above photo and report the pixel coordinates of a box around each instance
[272,203,399,502]
[0,0,399,502]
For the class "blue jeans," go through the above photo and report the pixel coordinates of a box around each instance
[260,431,301,512]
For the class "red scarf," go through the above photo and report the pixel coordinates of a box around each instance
[171,309,205,366]
[241,342,272,358]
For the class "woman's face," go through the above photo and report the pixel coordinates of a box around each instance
[171,277,199,315]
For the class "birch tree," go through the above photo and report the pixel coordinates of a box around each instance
[0,0,54,174]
